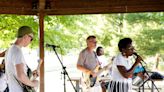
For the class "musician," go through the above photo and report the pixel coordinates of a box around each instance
[77,35,102,92]
[5,26,39,92]
[96,46,109,92]
[108,38,142,92]
[96,46,108,69]
[0,59,9,92]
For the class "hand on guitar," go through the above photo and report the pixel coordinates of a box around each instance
[31,59,43,81]
[32,70,39,80]
[90,71,97,78]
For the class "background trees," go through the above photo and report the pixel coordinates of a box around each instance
[0,12,163,70]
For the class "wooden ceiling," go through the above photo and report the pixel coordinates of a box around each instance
[0,0,164,15]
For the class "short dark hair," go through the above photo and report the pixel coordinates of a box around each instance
[96,46,103,55]
[86,35,96,40]
[118,38,132,52]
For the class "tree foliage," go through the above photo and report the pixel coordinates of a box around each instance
[0,15,38,48]
[0,13,163,58]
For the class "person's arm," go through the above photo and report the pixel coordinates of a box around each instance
[16,63,38,87]
[77,51,97,77]
[0,50,6,57]
[77,64,97,77]
[77,64,91,74]
[117,55,142,78]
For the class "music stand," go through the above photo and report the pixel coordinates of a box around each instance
[138,61,159,92]
[50,46,77,92]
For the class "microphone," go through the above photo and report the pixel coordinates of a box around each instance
[46,44,60,48]
[133,52,146,64]
[133,52,138,56]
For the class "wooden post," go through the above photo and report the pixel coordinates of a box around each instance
[39,12,45,92]
[39,0,45,92]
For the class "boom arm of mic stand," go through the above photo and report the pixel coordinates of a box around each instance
[52,47,77,92]
[139,61,160,92]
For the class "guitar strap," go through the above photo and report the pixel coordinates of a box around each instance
[93,51,101,66]
[14,75,35,92]
[26,65,32,78]
[13,65,35,92]
[82,51,100,87]
[13,64,32,87]
[13,75,24,88]
[82,51,100,77]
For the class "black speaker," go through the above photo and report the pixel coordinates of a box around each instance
[150,72,163,79]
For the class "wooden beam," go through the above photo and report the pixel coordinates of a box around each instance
[0,0,164,15]
[0,0,37,15]
[45,0,164,15]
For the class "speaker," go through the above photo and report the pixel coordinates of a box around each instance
[150,72,163,79]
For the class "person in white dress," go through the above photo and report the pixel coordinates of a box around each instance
[108,38,142,92]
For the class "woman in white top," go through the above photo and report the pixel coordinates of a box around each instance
[108,38,142,92]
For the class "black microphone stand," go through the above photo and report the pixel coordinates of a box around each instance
[51,46,77,92]
[138,60,159,92]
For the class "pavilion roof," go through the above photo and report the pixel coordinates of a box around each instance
[0,0,164,15]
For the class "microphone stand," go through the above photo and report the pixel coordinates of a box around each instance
[138,59,159,92]
[51,46,77,92]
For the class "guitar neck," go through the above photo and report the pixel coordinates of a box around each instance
[36,59,43,71]
[31,59,43,80]
[96,62,112,76]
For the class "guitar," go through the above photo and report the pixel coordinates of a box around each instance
[23,59,43,92]
[83,62,112,88]
[31,59,43,80]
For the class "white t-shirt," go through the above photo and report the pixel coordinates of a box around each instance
[111,53,132,83]
[98,55,108,68]
[97,55,109,77]
[5,45,28,92]
[0,73,7,92]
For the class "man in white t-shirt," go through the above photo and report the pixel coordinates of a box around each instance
[5,26,39,92]
[96,46,109,92]
[96,46,108,69]
[108,38,142,92]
